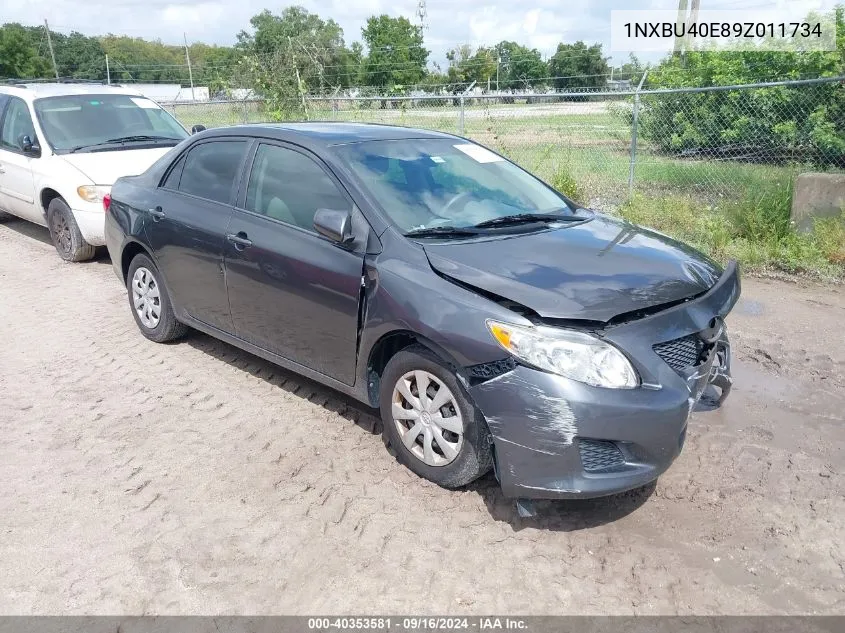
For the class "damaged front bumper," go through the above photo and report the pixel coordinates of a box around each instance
[469,261,740,501]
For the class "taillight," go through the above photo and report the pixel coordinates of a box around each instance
[103,193,111,213]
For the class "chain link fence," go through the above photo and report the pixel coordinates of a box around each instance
[162,76,845,210]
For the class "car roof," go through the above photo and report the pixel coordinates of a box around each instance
[0,83,144,102]
[208,122,459,147]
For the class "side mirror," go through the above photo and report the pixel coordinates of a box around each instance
[191,124,207,135]
[314,208,354,244]
[18,134,39,155]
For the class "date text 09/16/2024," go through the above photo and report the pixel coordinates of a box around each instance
[307,617,528,631]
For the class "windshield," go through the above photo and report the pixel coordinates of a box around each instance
[335,139,574,233]
[34,94,188,153]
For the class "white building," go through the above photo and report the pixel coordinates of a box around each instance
[121,83,209,103]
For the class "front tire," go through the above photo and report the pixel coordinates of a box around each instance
[126,254,187,343]
[47,198,95,262]
[380,345,493,488]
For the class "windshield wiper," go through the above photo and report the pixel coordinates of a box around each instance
[473,212,587,229]
[69,135,182,153]
[404,226,479,238]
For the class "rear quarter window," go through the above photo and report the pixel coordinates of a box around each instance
[177,140,248,205]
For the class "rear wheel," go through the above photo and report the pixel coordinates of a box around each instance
[126,253,187,343]
[380,345,493,488]
[47,198,95,262]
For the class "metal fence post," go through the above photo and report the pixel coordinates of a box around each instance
[459,96,465,136]
[628,70,649,200]
[628,93,640,200]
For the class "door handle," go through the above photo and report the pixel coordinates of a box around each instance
[226,232,253,250]
[149,207,166,222]
[0,165,5,174]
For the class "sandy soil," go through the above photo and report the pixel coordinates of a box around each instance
[0,218,843,615]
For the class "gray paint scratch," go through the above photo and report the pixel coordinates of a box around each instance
[482,373,578,446]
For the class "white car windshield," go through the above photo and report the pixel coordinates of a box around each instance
[336,138,575,234]
[34,94,188,153]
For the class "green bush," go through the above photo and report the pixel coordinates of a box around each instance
[550,168,583,204]
[639,7,845,168]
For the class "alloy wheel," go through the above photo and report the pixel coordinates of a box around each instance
[391,370,464,466]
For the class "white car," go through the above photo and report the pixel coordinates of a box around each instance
[0,83,192,261]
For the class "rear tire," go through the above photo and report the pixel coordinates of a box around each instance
[380,345,493,488]
[47,198,95,262]
[126,254,188,343]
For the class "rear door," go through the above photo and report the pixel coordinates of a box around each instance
[0,96,40,222]
[143,138,250,333]
[224,141,366,385]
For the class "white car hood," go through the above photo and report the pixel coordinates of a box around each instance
[59,147,172,185]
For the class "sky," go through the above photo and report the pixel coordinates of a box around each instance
[3,0,840,66]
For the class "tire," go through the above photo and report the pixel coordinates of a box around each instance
[380,345,493,488]
[47,198,95,262]
[0,209,10,221]
[126,253,188,343]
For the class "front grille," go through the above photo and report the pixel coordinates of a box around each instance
[579,439,625,472]
[653,335,706,372]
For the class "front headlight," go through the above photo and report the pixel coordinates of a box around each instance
[487,320,638,389]
[77,185,111,203]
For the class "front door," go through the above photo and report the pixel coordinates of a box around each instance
[224,142,366,385]
[143,138,250,333]
[0,96,40,222]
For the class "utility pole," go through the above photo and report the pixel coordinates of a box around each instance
[44,20,59,80]
[673,0,690,55]
[688,0,702,52]
[690,0,701,23]
[105,54,110,85]
[496,56,500,92]
[184,33,195,101]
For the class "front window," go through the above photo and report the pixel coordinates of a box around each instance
[335,139,574,233]
[34,94,188,153]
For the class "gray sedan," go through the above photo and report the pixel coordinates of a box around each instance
[104,123,739,515]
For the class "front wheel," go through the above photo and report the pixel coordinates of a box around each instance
[47,198,95,262]
[126,253,188,343]
[380,345,493,488]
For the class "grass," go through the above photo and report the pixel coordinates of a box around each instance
[169,100,845,278]
[618,189,845,279]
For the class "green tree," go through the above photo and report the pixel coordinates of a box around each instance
[53,32,106,79]
[611,53,645,85]
[494,41,546,90]
[237,7,355,116]
[0,23,50,78]
[361,15,428,90]
[547,41,609,90]
[189,43,240,94]
[446,45,497,89]
[100,35,185,82]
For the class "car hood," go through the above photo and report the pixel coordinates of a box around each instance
[59,147,172,185]
[423,213,723,322]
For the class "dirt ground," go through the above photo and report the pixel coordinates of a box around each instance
[0,217,843,615]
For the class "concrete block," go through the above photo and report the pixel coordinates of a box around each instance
[791,173,845,232]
